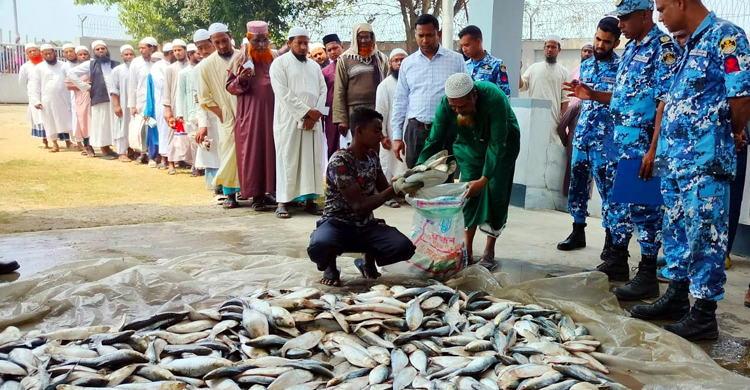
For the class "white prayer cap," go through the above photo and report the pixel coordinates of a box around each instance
[287,26,309,39]
[25,43,38,50]
[545,34,562,45]
[389,48,407,60]
[582,42,594,48]
[309,42,324,51]
[62,43,75,50]
[186,43,197,52]
[152,52,164,61]
[120,44,134,54]
[193,29,210,42]
[208,23,230,35]
[444,73,475,99]
[140,37,158,46]
[40,44,54,51]
[171,39,187,48]
[163,42,174,52]
[75,46,89,54]
[92,40,107,50]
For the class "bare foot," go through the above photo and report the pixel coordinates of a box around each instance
[320,266,342,287]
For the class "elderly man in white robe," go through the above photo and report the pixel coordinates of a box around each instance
[375,48,408,195]
[29,44,73,153]
[163,39,192,174]
[198,23,241,208]
[67,40,120,160]
[192,29,223,196]
[269,26,327,219]
[110,44,136,162]
[128,37,158,164]
[18,43,49,147]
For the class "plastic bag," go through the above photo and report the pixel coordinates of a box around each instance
[128,114,144,152]
[383,183,468,280]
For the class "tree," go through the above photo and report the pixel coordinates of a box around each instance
[396,0,467,52]
[75,0,340,45]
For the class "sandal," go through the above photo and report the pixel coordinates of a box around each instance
[157,163,168,170]
[354,258,381,279]
[118,155,132,162]
[168,168,176,175]
[385,199,401,208]
[102,153,117,160]
[275,205,291,219]
[320,266,342,287]
[476,254,496,270]
[251,200,268,212]
[222,197,239,209]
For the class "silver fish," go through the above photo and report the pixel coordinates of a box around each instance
[406,299,424,331]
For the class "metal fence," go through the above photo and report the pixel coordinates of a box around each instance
[77,14,130,41]
[0,44,65,74]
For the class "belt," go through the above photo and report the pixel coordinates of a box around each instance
[408,118,432,129]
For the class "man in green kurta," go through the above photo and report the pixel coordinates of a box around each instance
[417,73,520,269]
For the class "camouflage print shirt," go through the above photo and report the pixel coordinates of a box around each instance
[466,51,511,96]
[657,12,750,179]
[610,25,682,131]
[573,54,620,151]
[323,148,380,226]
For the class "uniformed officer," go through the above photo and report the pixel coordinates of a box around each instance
[567,0,681,301]
[459,25,511,96]
[631,0,750,341]
[559,17,622,259]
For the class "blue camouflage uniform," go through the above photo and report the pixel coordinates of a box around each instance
[656,12,750,301]
[608,25,682,257]
[466,51,511,96]
[568,54,620,228]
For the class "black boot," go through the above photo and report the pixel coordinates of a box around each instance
[0,259,20,274]
[557,223,587,251]
[663,299,718,341]
[612,255,660,301]
[588,244,629,281]
[631,280,690,320]
[600,228,613,260]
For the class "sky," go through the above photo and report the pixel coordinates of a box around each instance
[0,0,124,44]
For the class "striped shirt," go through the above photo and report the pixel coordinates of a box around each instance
[391,46,467,140]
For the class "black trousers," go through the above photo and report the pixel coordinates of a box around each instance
[307,219,416,271]
[405,120,432,169]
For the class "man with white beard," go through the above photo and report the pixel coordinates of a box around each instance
[375,48,409,190]
[29,44,73,153]
[110,44,136,162]
[67,40,120,159]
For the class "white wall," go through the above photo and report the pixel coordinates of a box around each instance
[0,74,28,104]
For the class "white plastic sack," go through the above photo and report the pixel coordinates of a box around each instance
[383,183,468,280]
[128,114,144,152]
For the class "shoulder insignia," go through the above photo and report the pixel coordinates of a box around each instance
[661,50,677,65]
[500,64,507,73]
[659,36,671,44]
[615,0,622,6]
[720,37,737,55]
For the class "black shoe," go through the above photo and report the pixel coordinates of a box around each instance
[587,245,629,281]
[631,280,690,320]
[600,228,613,260]
[612,255,660,301]
[557,223,586,251]
[663,299,718,341]
[0,259,20,274]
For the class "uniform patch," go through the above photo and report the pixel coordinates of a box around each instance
[659,36,671,45]
[500,64,506,73]
[720,37,737,55]
[481,64,492,70]
[661,50,677,65]
[615,0,622,6]
[725,55,740,73]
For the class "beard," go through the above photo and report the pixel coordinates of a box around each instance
[219,50,233,59]
[545,56,557,64]
[94,52,111,63]
[293,53,307,62]
[594,50,613,62]
[456,114,475,127]
[358,46,374,57]
[30,54,43,65]
[249,46,274,64]
[391,67,399,80]
[44,58,57,65]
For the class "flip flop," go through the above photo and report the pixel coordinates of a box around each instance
[157,163,168,170]
[223,197,239,209]
[168,168,176,175]
[385,199,401,208]
[476,254,496,270]
[320,266,342,287]
[80,151,89,156]
[251,201,268,212]
[275,205,291,219]
[354,258,381,279]
[102,154,117,160]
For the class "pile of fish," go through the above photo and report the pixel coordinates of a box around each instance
[0,283,632,390]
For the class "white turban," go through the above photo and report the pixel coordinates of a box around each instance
[444,73,475,99]
[389,48,408,60]
[75,46,89,54]
[583,42,594,48]
[91,40,107,50]
[62,43,75,50]
[152,52,164,61]
[287,26,309,39]
[171,39,187,48]
[309,42,324,51]
[40,44,53,51]
[25,43,37,50]
[545,34,562,45]
[163,42,173,52]
[208,23,229,35]
[140,37,158,47]
[120,44,134,54]
[186,43,197,52]
[193,29,210,42]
